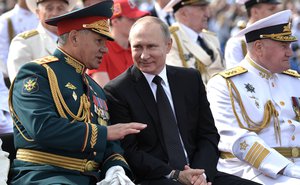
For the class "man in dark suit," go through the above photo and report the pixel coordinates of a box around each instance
[104,16,260,185]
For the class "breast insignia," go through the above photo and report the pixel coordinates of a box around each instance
[282,69,300,78]
[34,56,59,65]
[219,66,248,78]
[19,30,38,39]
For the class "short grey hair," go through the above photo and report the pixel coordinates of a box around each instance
[129,16,171,42]
[58,33,69,46]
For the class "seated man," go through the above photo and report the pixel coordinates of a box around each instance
[104,16,260,185]
[207,10,300,184]
[9,2,146,185]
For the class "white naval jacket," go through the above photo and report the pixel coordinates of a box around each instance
[224,36,247,69]
[7,24,57,81]
[0,4,38,77]
[166,22,225,85]
[207,56,300,184]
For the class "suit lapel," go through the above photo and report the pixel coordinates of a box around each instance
[131,66,165,143]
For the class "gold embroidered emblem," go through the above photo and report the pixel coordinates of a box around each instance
[72,91,77,101]
[65,82,77,90]
[283,22,291,32]
[23,77,39,93]
[90,124,98,149]
[65,57,84,74]
[240,141,249,150]
[219,66,248,79]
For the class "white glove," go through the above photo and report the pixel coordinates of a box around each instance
[283,163,300,179]
[97,166,134,185]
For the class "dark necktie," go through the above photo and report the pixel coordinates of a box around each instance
[152,75,187,170]
[197,36,214,61]
[165,14,171,26]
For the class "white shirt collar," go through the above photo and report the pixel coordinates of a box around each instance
[143,65,168,86]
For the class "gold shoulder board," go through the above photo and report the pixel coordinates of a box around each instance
[219,66,248,79]
[202,29,216,36]
[19,30,38,39]
[169,26,179,34]
[34,56,59,65]
[282,69,300,78]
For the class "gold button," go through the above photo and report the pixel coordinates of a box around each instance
[85,161,95,171]
[292,147,299,157]
[288,120,292,124]
[292,135,296,141]
[280,101,285,106]
[272,82,275,87]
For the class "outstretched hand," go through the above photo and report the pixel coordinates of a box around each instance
[107,122,147,141]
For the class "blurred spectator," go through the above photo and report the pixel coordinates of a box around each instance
[7,0,76,82]
[149,0,175,26]
[0,139,10,185]
[164,0,225,85]
[224,0,281,69]
[0,72,12,134]
[88,0,149,87]
[0,0,38,86]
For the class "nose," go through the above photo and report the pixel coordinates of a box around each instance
[140,48,150,60]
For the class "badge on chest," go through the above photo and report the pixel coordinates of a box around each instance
[93,95,109,126]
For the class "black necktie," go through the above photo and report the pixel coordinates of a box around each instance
[197,36,214,61]
[165,14,171,26]
[152,75,187,170]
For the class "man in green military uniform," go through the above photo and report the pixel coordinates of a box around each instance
[8,1,147,185]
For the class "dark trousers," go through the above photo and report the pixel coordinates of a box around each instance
[139,171,261,185]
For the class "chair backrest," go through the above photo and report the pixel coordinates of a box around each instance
[0,132,16,164]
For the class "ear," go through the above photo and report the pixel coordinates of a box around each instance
[253,40,263,57]
[69,30,79,47]
[166,38,173,54]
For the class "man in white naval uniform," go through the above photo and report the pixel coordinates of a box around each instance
[164,0,224,85]
[225,0,280,69]
[207,10,300,184]
[0,0,38,81]
[7,0,76,82]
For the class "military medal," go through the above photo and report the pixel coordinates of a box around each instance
[245,83,255,93]
[292,97,300,121]
[93,95,109,126]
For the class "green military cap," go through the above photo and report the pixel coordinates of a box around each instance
[45,0,114,40]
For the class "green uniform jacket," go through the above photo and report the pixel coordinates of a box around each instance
[9,48,131,185]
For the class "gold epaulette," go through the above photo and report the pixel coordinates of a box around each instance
[34,56,59,65]
[19,30,38,39]
[219,66,248,78]
[202,29,216,36]
[169,26,179,34]
[282,69,300,78]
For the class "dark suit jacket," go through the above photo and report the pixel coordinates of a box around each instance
[104,65,220,182]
